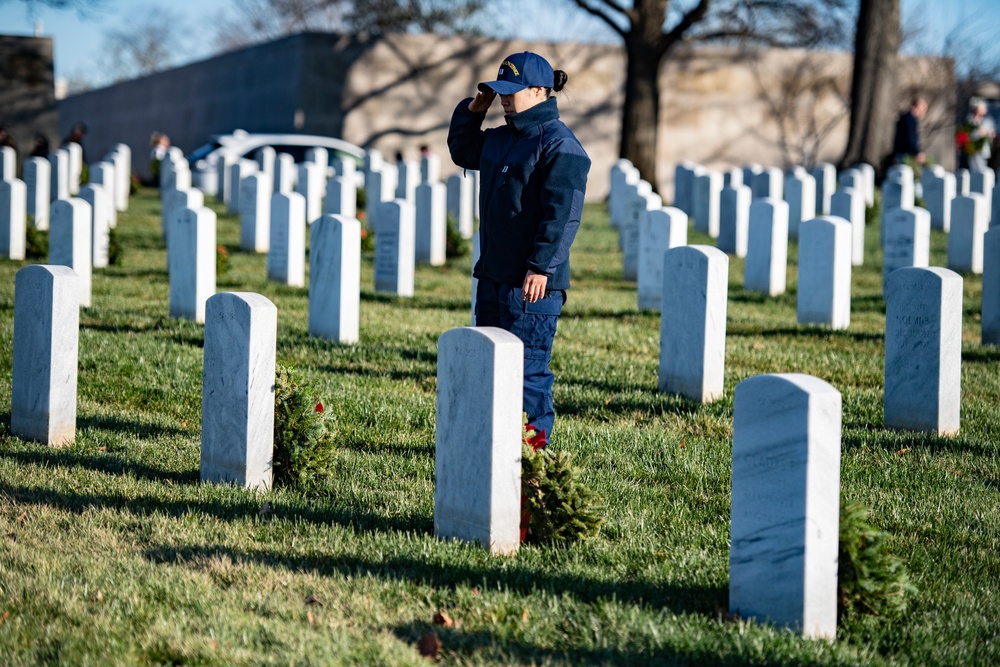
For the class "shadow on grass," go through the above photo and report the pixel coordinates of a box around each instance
[142,542,726,618]
[842,429,997,457]
[389,621,813,666]
[0,447,198,485]
[733,326,883,344]
[556,380,729,420]
[962,344,1000,364]
[318,363,435,384]
[0,481,431,535]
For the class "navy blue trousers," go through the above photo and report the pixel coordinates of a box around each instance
[475,278,564,439]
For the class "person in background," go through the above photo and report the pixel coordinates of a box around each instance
[61,121,87,162]
[0,126,16,156]
[149,132,170,185]
[29,132,50,157]
[448,51,591,442]
[893,95,927,165]
[965,101,996,172]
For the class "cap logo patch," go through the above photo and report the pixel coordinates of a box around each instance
[501,60,519,76]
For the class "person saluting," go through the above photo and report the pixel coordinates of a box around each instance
[448,51,591,442]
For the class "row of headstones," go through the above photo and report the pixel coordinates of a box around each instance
[656,242,966,433]
[1,150,133,314]
[439,325,846,637]
[611,160,997,320]
[0,144,130,228]
[7,267,839,638]
[159,143,478,244]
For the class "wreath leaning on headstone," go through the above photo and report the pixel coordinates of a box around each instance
[520,420,604,545]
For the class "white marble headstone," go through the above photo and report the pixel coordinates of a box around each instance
[981,227,1000,345]
[622,183,661,282]
[89,162,118,229]
[168,206,216,322]
[49,198,92,308]
[239,173,271,252]
[797,216,851,329]
[659,245,728,402]
[435,326,523,554]
[415,181,447,266]
[884,267,962,434]
[274,152,296,194]
[744,198,789,296]
[0,178,27,260]
[420,153,441,184]
[49,150,69,202]
[809,163,836,215]
[268,191,307,287]
[296,161,325,224]
[718,184,751,257]
[324,175,357,218]
[395,159,420,203]
[829,188,865,267]
[11,264,80,446]
[785,169,817,239]
[0,146,14,182]
[109,144,131,211]
[751,167,783,200]
[24,157,50,230]
[883,207,930,290]
[947,194,988,274]
[309,214,361,343]
[445,172,475,240]
[730,373,841,639]
[201,292,277,490]
[64,142,82,195]
[374,199,416,297]
[228,159,257,215]
[923,171,956,232]
[638,206,688,311]
[78,183,111,269]
[693,170,722,238]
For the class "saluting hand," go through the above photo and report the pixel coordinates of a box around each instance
[468,90,496,113]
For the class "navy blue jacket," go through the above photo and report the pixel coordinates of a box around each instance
[893,110,921,157]
[448,97,590,290]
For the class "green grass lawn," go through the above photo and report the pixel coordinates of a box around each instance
[0,187,997,665]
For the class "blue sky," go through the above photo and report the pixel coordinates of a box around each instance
[2,0,998,84]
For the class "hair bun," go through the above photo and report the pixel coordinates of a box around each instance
[553,70,568,92]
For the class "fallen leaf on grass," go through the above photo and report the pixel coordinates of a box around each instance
[16,511,26,523]
[432,611,453,627]
[604,395,616,405]
[896,448,909,456]
[470,587,480,596]
[0,611,9,625]
[417,632,441,660]
[96,590,103,603]
[259,502,272,517]
[678,440,686,449]
[521,608,529,623]
[97,446,106,452]
[307,610,315,626]
[752,343,764,350]
[304,594,322,606]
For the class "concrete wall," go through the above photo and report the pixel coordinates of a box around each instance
[0,35,58,172]
[58,31,954,200]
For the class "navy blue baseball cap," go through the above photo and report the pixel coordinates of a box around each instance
[478,52,555,95]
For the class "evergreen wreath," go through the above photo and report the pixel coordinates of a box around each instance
[520,422,604,544]
[272,362,338,491]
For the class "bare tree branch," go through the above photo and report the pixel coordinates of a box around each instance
[569,0,629,40]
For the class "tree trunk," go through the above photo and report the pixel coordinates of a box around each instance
[621,40,663,193]
[840,0,900,172]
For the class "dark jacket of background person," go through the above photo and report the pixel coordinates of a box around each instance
[893,109,921,159]
[448,96,590,291]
